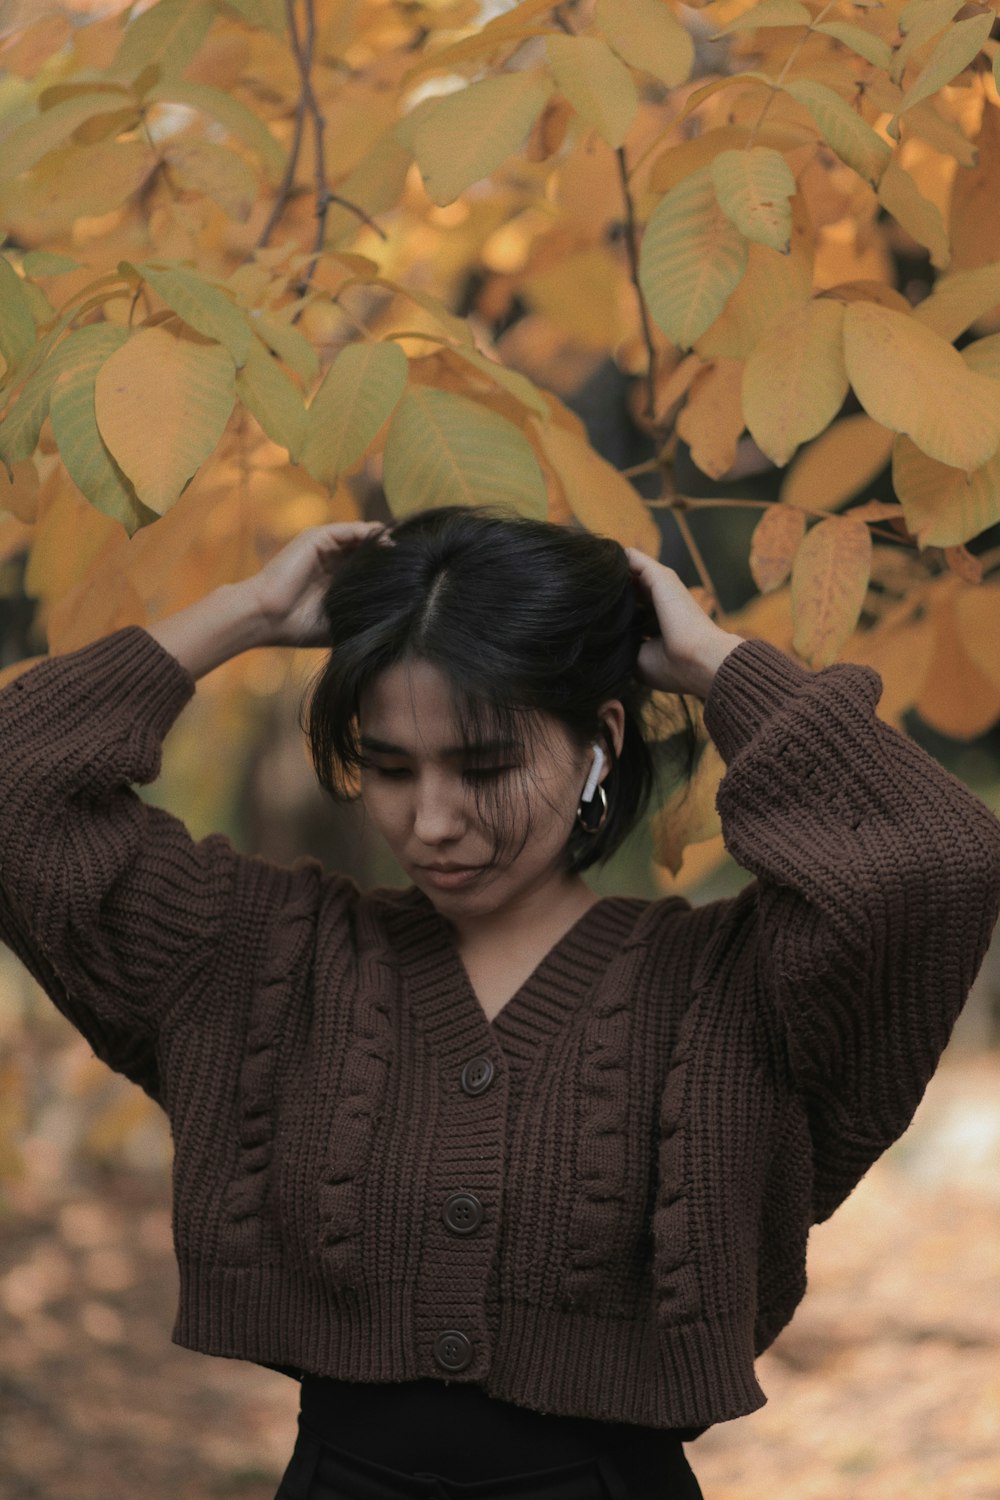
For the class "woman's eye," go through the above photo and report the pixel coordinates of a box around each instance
[360,761,410,778]
[463,765,514,781]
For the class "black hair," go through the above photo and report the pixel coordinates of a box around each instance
[304,505,698,875]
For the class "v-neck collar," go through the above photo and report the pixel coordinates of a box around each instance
[378,886,649,1062]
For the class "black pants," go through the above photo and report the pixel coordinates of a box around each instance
[274,1418,705,1500]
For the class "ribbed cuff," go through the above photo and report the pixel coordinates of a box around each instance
[702,637,815,764]
[36,625,196,742]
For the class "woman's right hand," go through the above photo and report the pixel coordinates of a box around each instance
[246,521,389,647]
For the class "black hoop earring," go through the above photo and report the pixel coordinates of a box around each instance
[576,784,608,835]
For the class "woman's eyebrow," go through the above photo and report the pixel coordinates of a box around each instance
[359,736,518,757]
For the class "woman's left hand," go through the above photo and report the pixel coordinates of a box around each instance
[625,547,744,699]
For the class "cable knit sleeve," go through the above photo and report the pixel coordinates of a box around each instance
[700,636,1000,1223]
[0,625,292,1098]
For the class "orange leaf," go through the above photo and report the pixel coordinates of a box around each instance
[791,515,872,667]
[750,504,807,593]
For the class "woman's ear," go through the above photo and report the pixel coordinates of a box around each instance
[598,701,626,768]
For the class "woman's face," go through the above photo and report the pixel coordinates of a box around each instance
[358,658,621,920]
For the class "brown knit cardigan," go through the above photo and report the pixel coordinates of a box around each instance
[1,626,998,1435]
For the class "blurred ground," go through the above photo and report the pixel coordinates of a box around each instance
[1,1055,999,1500]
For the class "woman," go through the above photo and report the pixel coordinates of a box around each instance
[1,505,998,1500]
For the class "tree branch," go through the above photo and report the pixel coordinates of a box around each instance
[257,0,308,249]
[616,145,658,431]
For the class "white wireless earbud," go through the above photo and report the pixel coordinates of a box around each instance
[581,742,607,804]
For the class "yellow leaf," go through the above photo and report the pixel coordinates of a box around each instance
[750,503,807,593]
[382,387,548,520]
[779,412,894,512]
[710,146,797,252]
[675,358,746,479]
[24,481,123,604]
[915,576,1000,738]
[595,0,694,89]
[716,0,812,33]
[955,584,1000,695]
[913,261,1000,343]
[163,140,258,222]
[843,302,1000,470]
[893,326,1000,544]
[8,140,158,223]
[300,341,408,486]
[324,130,413,245]
[742,299,848,467]
[110,0,213,82]
[947,102,1000,293]
[49,323,147,534]
[545,34,639,150]
[522,244,629,349]
[791,516,872,667]
[402,0,561,80]
[0,459,39,523]
[695,192,814,359]
[904,100,978,167]
[782,80,892,185]
[146,79,285,185]
[410,72,552,206]
[648,122,813,194]
[650,736,725,877]
[530,421,661,553]
[638,166,748,350]
[876,157,950,270]
[95,326,236,514]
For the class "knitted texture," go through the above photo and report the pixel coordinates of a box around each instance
[2,626,999,1432]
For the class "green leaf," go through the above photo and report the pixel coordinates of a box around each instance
[145,79,285,185]
[409,72,552,206]
[893,13,994,124]
[382,387,548,519]
[0,95,133,182]
[251,311,320,383]
[95,326,235,514]
[710,146,796,252]
[545,34,639,150]
[638,166,748,350]
[130,261,252,366]
[220,0,285,34]
[48,324,147,533]
[715,0,811,34]
[20,251,83,277]
[813,21,892,71]
[235,335,308,461]
[110,0,214,83]
[300,341,408,486]
[782,80,892,185]
[0,257,36,371]
[594,0,693,89]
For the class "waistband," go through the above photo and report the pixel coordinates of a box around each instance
[288,1423,629,1500]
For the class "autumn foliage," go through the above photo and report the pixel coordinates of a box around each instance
[2,0,1000,874]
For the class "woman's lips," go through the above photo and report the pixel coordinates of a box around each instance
[416,864,485,889]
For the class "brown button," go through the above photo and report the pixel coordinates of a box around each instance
[442,1191,484,1235]
[460,1056,494,1095]
[433,1329,473,1372]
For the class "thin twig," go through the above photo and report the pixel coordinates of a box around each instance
[671,506,726,623]
[647,494,912,548]
[616,145,658,430]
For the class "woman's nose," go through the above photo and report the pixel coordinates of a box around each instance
[412,773,467,843]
